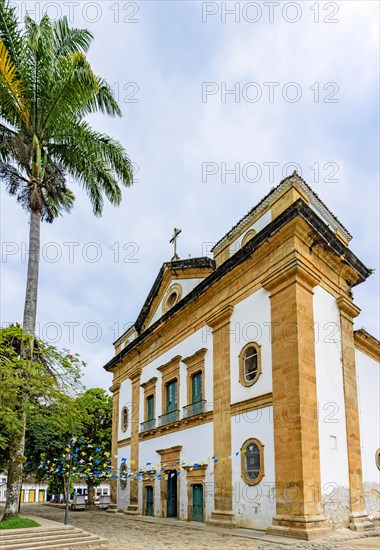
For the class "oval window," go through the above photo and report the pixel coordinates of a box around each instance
[121,406,129,432]
[120,463,127,490]
[241,438,264,485]
[239,343,261,387]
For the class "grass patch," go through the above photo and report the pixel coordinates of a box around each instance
[0,517,40,529]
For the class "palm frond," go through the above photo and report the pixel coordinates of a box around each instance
[53,17,93,56]
[53,121,133,187]
[0,0,23,65]
[0,40,30,128]
[49,140,123,215]
[41,51,98,135]
[80,76,122,117]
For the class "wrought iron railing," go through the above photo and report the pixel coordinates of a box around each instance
[183,400,207,418]
[140,418,156,433]
[158,410,180,426]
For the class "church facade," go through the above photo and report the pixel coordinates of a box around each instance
[103,174,380,539]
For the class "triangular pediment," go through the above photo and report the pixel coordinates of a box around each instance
[135,258,215,333]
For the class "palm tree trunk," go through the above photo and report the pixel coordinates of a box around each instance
[23,209,41,335]
[3,209,41,520]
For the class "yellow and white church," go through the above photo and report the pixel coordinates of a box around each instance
[103,173,380,540]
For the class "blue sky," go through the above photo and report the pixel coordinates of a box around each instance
[1,0,379,389]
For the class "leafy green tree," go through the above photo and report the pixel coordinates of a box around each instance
[75,389,112,504]
[23,388,112,505]
[0,0,132,517]
[0,324,84,520]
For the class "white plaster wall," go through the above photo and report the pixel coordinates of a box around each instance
[118,378,132,441]
[117,444,131,510]
[229,210,272,256]
[138,423,214,520]
[231,405,275,529]
[148,278,205,327]
[313,286,350,491]
[139,328,213,427]
[356,349,380,485]
[230,288,272,404]
[313,286,351,528]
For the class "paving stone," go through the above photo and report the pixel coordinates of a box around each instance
[5,504,379,550]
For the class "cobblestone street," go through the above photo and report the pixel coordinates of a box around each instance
[11,504,379,550]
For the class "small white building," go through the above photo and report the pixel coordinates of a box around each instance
[103,174,380,540]
[0,476,110,503]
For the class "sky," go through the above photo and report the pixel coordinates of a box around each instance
[0,0,379,391]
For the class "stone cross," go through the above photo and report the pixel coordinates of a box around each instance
[170,228,182,261]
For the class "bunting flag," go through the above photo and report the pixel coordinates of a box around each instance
[31,439,248,485]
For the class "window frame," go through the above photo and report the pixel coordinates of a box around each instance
[165,378,178,413]
[238,342,262,387]
[121,406,129,433]
[240,438,265,486]
[376,449,380,471]
[119,462,128,490]
[162,283,183,313]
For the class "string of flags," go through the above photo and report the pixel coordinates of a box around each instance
[30,440,248,484]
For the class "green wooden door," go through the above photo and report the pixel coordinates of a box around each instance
[167,471,177,518]
[192,484,203,522]
[146,486,154,516]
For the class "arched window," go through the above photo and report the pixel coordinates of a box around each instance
[119,463,128,490]
[239,343,262,387]
[241,438,264,485]
[241,229,256,247]
[121,406,129,432]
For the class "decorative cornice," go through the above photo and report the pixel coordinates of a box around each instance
[230,392,273,417]
[157,355,182,373]
[117,437,131,447]
[211,173,352,253]
[206,305,234,329]
[261,258,321,294]
[109,382,121,394]
[182,348,207,368]
[354,329,380,362]
[156,445,183,455]
[140,376,158,389]
[337,296,361,320]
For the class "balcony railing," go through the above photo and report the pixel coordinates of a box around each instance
[140,418,156,433]
[183,400,207,419]
[158,410,180,427]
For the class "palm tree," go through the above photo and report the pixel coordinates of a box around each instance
[0,1,133,518]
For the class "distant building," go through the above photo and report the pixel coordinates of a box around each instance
[103,174,380,539]
[0,476,110,503]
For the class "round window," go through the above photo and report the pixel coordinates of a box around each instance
[162,283,183,313]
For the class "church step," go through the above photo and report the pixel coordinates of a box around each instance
[1,535,107,550]
[0,527,108,550]
[1,540,107,550]
[1,527,76,541]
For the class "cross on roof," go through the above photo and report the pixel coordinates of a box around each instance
[170,228,181,261]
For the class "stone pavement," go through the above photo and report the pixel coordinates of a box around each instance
[8,504,380,550]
